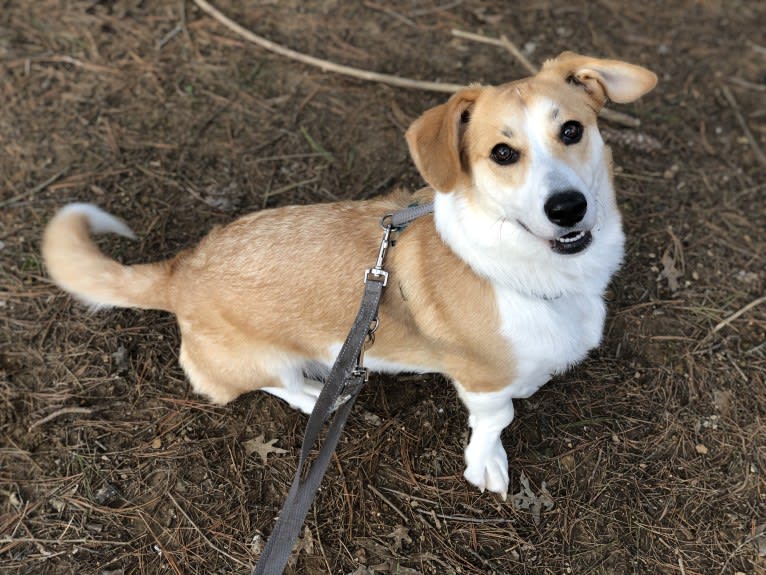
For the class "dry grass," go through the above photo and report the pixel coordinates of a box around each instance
[1,1,765,574]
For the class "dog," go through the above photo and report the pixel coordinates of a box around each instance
[42,52,656,498]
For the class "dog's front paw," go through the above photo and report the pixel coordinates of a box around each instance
[463,438,509,499]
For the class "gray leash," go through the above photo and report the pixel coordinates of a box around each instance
[251,201,433,575]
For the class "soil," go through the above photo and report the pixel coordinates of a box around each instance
[1,1,765,574]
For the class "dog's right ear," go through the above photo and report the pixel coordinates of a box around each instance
[406,87,482,193]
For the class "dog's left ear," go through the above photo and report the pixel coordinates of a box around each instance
[406,87,482,193]
[544,51,658,108]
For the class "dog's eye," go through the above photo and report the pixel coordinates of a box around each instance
[560,121,584,145]
[490,143,520,165]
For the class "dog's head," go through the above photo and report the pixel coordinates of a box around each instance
[406,52,656,272]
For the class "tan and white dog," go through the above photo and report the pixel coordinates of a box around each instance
[43,52,656,498]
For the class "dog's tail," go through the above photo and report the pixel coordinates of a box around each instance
[42,204,174,312]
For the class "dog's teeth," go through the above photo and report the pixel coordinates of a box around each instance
[558,231,585,244]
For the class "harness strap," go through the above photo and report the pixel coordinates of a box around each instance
[251,201,433,575]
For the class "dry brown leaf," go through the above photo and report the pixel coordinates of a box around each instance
[386,525,412,552]
[244,433,288,465]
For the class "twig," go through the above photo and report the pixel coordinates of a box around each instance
[333,453,354,536]
[451,28,642,127]
[193,1,646,127]
[312,506,332,575]
[4,55,119,75]
[712,295,766,334]
[729,76,766,92]
[718,531,760,575]
[367,484,409,523]
[408,0,464,18]
[748,40,766,56]
[451,28,505,47]
[29,407,93,431]
[0,537,131,545]
[136,512,183,575]
[167,493,251,568]
[364,1,416,28]
[499,34,537,75]
[262,177,320,207]
[157,24,184,49]
[413,507,516,524]
[0,169,68,209]
[721,85,766,167]
[192,0,463,93]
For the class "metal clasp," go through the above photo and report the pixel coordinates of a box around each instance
[364,221,394,286]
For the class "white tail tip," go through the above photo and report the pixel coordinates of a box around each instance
[58,203,136,240]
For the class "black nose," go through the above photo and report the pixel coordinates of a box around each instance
[544,190,587,227]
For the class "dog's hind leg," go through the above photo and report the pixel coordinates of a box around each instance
[300,378,324,398]
[260,364,324,414]
[178,328,319,413]
[178,340,245,404]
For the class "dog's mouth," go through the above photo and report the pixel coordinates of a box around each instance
[516,220,593,255]
[550,230,592,255]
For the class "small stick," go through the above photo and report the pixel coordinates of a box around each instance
[193,0,463,93]
[729,76,766,92]
[168,494,250,568]
[451,28,506,48]
[29,407,92,431]
[499,34,537,75]
[367,484,409,523]
[712,295,766,334]
[312,506,332,575]
[721,85,766,167]
[414,507,516,524]
[0,537,132,546]
[452,28,642,128]
[0,169,68,209]
[364,1,417,28]
[265,176,320,199]
[333,453,354,533]
[194,1,645,128]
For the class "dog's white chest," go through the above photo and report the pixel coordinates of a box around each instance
[494,287,606,398]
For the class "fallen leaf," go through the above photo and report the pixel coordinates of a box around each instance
[539,481,555,512]
[512,472,554,526]
[250,532,264,556]
[712,389,733,416]
[659,227,685,293]
[295,526,314,555]
[386,525,412,552]
[560,454,576,472]
[111,345,128,371]
[244,433,288,465]
[287,526,315,567]
[8,492,23,508]
[660,250,683,292]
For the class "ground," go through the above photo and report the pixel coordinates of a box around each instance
[1,1,765,574]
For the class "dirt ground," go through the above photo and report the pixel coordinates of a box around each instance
[1,1,765,574]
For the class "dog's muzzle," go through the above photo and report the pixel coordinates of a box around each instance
[544,190,592,255]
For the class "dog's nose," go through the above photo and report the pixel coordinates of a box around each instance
[544,190,587,227]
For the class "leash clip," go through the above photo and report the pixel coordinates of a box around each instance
[333,367,369,410]
[364,220,394,286]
